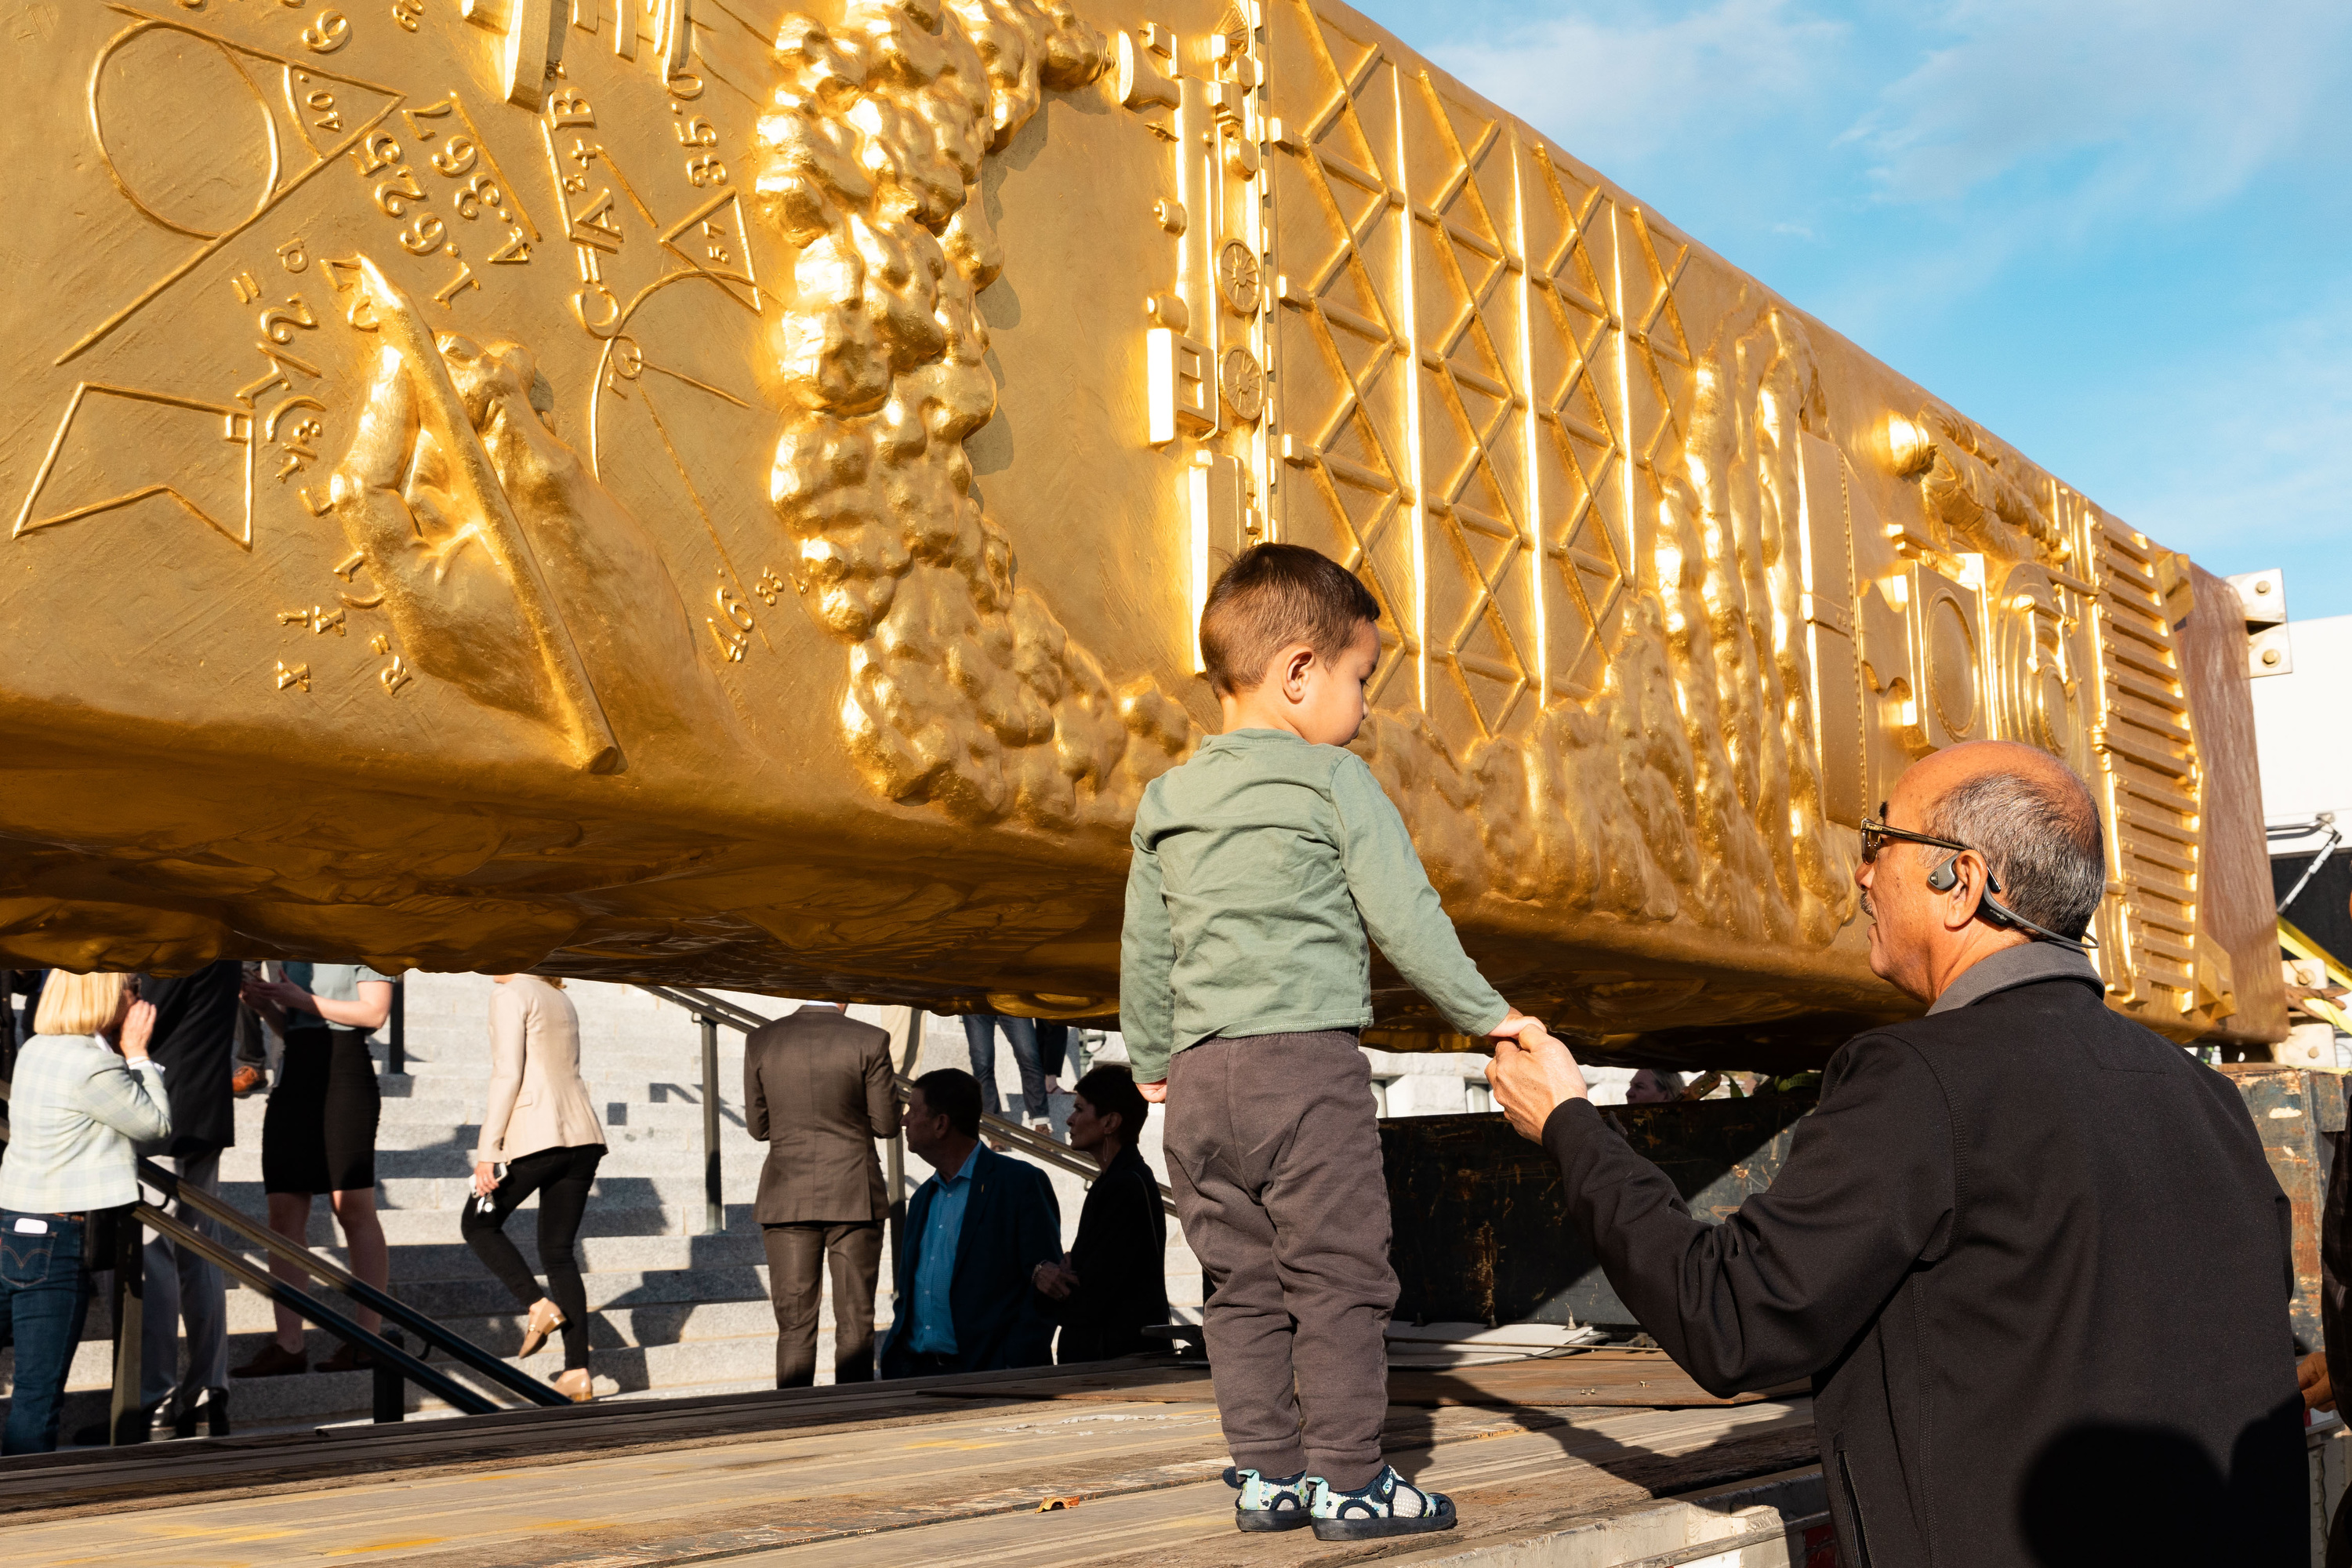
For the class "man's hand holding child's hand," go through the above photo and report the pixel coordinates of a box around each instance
[1486,1012,1590,1143]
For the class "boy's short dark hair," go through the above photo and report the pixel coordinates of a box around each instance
[913,1067,982,1137]
[1199,543,1382,695]
[1073,1063,1149,1142]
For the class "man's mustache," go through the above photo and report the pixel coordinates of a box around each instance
[1860,891,1875,920]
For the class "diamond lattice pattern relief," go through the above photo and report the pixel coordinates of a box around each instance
[1402,73,1532,746]
[1267,5,1420,709]
[1267,0,1689,756]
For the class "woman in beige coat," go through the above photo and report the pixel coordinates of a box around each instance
[463,975,606,1401]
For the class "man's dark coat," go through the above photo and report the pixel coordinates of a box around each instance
[1544,968,2304,1566]
[1040,1142,1169,1363]
[136,961,240,1156]
[878,1144,1060,1377]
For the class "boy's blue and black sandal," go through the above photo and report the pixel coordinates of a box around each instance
[1305,1465,1457,1541]
[1225,1466,1314,1532]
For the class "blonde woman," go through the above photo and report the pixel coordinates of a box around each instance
[0,972,165,1453]
[463,974,606,1402]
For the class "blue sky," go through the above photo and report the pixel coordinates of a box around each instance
[1352,0,2352,619]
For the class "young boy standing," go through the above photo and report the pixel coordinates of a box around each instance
[1121,543,1548,1541]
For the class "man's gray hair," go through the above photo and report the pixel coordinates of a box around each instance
[1926,764,2107,941]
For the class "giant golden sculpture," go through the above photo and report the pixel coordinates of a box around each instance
[0,0,2285,1062]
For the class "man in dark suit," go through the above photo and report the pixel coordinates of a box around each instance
[137,960,241,1437]
[1031,1064,1169,1362]
[1492,741,2305,1567]
[744,1002,901,1386]
[878,1069,1061,1377]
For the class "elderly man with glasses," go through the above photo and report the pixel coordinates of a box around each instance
[1490,739,2303,1566]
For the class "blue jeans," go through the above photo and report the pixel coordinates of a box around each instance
[963,1014,1065,1119]
[1,1211,93,1454]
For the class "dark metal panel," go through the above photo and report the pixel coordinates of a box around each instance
[1383,1097,1816,1329]
[1388,1069,2336,1348]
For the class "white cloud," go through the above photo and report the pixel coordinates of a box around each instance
[1852,0,2352,213]
[1425,0,1846,169]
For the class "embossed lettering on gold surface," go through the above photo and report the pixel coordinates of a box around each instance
[278,604,347,635]
[0,0,2281,1051]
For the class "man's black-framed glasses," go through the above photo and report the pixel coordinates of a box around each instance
[1857,803,1973,865]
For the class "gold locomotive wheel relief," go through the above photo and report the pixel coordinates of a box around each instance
[0,0,2282,1056]
[1218,346,1265,423]
[1216,238,1261,315]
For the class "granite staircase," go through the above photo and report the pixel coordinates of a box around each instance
[2,978,1202,1438]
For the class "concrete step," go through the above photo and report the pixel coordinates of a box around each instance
[163,1254,781,1327]
[219,1172,768,1212]
[3,1298,795,1403]
[270,1229,771,1283]
[263,1226,1193,1284]
[389,1262,772,1319]
[8,1324,812,1436]
[235,1078,743,1115]
[325,1203,762,1244]
[212,1141,758,1180]
[160,1203,762,1249]
[393,1046,746,1073]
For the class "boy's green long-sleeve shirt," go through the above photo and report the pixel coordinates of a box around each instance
[1120,728,1511,1083]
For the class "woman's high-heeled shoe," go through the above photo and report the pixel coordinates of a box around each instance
[517,1298,566,1359]
[554,1367,593,1403]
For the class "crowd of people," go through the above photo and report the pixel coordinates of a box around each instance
[745,997,1171,1388]
[0,964,1178,1455]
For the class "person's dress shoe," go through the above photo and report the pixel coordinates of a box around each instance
[554,1367,593,1403]
[517,1298,566,1359]
[172,1387,230,1439]
[316,1339,376,1374]
[230,1065,265,1097]
[231,1341,308,1377]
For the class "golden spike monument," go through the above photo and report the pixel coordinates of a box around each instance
[0,0,2286,1065]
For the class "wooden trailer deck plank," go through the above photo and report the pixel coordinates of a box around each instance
[930,1355,1800,1410]
[0,1390,1815,1568]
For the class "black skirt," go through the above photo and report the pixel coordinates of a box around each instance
[262,1027,381,1195]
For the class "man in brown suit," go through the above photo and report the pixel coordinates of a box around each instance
[745,1003,902,1386]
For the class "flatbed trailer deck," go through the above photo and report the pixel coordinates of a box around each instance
[0,1356,1831,1568]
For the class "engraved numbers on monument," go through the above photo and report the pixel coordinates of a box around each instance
[9,0,767,749]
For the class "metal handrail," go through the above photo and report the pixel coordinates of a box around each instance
[636,984,1178,1214]
[136,1157,569,1410]
[130,1199,498,1417]
[0,1103,571,1432]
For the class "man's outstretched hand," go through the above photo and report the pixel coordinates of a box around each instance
[1487,1030,1591,1142]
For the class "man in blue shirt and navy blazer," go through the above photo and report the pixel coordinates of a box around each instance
[879,1068,1062,1377]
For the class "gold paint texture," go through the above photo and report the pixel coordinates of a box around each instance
[0,0,2281,1057]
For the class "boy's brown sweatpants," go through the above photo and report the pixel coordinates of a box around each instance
[1164,1030,1392,1490]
